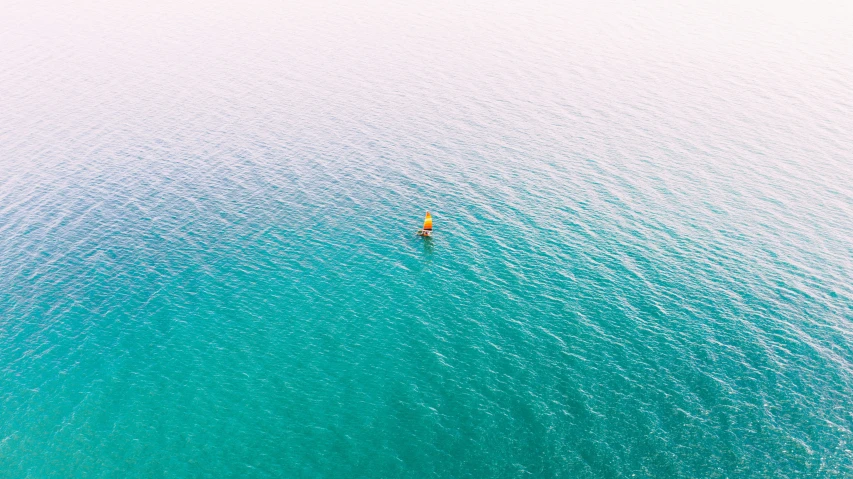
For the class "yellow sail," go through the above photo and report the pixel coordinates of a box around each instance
[423,211,433,231]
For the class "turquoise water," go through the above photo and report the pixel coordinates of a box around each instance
[2,1,852,477]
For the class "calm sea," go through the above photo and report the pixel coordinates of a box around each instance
[1,0,852,477]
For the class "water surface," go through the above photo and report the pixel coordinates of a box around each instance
[1,0,852,477]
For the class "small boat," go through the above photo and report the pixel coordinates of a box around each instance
[416,211,433,237]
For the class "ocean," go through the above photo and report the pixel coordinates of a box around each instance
[1,0,852,477]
